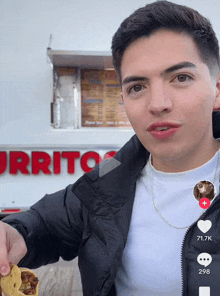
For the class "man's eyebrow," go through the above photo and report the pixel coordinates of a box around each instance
[162,61,197,75]
[121,61,197,85]
[122,76,148,85]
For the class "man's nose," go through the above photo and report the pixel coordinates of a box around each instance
[148,83,172,116]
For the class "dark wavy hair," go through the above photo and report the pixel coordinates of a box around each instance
[111,0,220,83]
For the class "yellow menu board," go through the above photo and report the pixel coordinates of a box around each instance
[81,69,131,127]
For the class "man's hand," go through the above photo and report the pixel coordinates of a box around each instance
[0,221,27,276]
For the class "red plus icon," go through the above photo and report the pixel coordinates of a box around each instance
[199,197,211,209]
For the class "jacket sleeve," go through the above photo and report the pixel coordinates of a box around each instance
[2,184,84,269]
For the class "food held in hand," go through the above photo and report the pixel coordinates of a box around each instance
[0,264,39,296]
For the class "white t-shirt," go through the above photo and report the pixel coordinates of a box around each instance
[115,150,220,295]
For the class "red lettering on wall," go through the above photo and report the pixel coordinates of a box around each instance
[0,150,118,176]
[62,152,80,174]
[53,152,61,174]
[0,152,7,174]
[10,152,30,175]
[104,151,117,159]
[32,152,51,175]
[81,151,102,173]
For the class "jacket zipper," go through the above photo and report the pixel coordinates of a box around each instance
[181,194,220,295]
[181,220,196,296]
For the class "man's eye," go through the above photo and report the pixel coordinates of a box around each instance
[129,85,143,93]
[173,74,193,83]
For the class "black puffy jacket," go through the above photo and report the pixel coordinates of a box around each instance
[3,112,220,296]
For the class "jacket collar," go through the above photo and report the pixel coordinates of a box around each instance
[213,111,220,139]
[73,134,149,252]
[73,134,149,213]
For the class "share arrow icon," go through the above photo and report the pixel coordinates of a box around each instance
[99,158,121,177]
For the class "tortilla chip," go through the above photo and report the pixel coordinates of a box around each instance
[0,264,39,296]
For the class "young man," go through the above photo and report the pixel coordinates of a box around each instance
[1,1,220,295]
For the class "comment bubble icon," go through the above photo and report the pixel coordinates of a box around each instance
[197,253,212,267]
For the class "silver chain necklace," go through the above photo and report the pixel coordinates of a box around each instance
[148,150,220,229]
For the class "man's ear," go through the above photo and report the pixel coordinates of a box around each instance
[213,73,220,111]
[121,92,124,104]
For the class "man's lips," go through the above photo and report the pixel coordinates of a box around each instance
[147,122,181,140]
[147,121,181,131]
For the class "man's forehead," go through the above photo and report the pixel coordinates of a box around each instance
[123,29,195,50]
[121,30,201,61]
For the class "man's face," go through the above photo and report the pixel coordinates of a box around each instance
[120,29,220,172]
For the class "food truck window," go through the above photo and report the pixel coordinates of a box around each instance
[51,66,131,129]
[81,69,130,128]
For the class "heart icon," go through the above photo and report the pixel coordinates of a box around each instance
[197,220,212,233]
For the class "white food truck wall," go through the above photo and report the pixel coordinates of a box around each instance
[1,0,220,213]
